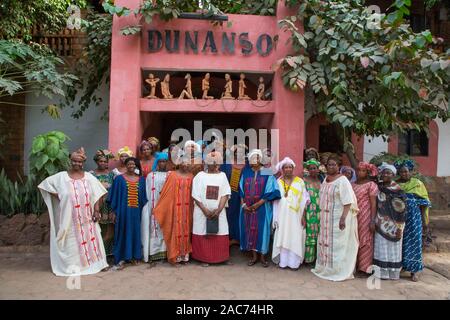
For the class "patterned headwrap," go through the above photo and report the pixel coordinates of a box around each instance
[304,159,320,167]
[248,149,263,161]
[378,162,397,175]
[205,151,223,165]
[70,147,87,162]
[93,149,114,162]
[276,157,296,173]
[117,146,133,159]
[358,161,378,177]
[152,152,169,171]
[340,166,356,183]
[147,137,160,147]
[394,159,415,171]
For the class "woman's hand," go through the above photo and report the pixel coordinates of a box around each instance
[339,214,346,230]
[111,212,116,224]
[93,210,101,222]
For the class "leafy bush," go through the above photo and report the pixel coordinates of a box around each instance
[0,170,44,216]
[29,131,70,183]
[0,130,70,215]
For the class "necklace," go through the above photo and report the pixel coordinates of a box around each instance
[282,177,293,197]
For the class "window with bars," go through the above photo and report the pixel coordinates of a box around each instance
[398,130,429,156]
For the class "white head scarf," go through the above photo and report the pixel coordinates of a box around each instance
[276,157,296,173]
[184,140,201,153]
[378,162,397,175]
[248,149,263,162]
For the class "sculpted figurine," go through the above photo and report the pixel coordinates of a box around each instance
[257,76,265,101]
[221,73,234,100]
[238,73,251,100]
[145,73,160,99]
[202,73,214,99]
[179,73,194,99]
[161,73,173,99]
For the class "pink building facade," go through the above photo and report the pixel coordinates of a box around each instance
[108,1,305,173]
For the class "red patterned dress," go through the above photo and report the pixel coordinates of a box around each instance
[352,181,378,273]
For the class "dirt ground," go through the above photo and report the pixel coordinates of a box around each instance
[0,246,449,300]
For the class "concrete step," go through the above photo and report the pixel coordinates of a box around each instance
[423,230,450,254]
[429,215,450,231]
[430,210,450,217]
[423,252,450,279]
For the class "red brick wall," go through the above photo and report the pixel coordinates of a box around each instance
[0,93,26,180]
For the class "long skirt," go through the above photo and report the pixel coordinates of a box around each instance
[373,232,402,280]
[192,234,230,263]
[402,200,424,273]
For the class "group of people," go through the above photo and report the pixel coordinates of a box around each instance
[38,140,431,283]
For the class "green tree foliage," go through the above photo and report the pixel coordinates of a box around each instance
[0,40,78,115]
[102,0,276,36]
[65,12,112,119]
[0,0,87,40]
[278,0,449,165]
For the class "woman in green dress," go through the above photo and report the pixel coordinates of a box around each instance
[90,149,115,257]
[302,159,321,264]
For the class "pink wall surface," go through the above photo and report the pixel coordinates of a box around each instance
[109,1,305,173]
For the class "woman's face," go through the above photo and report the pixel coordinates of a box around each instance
[126,160,136,174]
[321,156,329,165]
[96,157,108,171]
[326,159,339,175]
[70,158,84,171]
[207,164,220,172]
[357,167,368,180]
[399,167,411,181]
[120,153,129,164]
[141,144,152,157]
[343,168,353,181]
[250,155,261,168]
[157,159,167,171]
[307,164,319,177]
[381,169,394,183]
[179,161,190,173]
[306,151,317,161]
[282,164,294,177]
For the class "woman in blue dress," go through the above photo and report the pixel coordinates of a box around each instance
[221,144,249,246]
[108,157,147,270]
[239,149,281,267]
[396,160,431,282]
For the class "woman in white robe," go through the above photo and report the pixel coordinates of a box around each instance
[312,154,359,281]
[141,152,169,264]
[38,148,108,276]
[272,157,310,269]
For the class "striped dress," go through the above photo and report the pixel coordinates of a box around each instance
[352,181,378,273]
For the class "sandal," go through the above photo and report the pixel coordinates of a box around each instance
[247,259,257,266]
[411,273,420,282]
[260,260,269,268]
[111,262,125,271]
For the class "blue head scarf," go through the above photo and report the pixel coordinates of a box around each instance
[394,159,415,172]
[152,152,168,171]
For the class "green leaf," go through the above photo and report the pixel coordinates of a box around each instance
[35,154,49,171]
[45,142,60,159]
[45,162,57,176]
[32,136,46,154]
